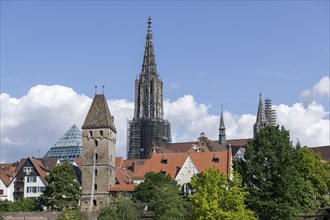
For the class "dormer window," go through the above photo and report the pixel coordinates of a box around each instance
[161,159,168,164]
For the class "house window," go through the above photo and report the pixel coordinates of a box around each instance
[89,131,93,137]
[213,158,219,163]
[27,176,37,183]
[100,130,104,137]
[27,187,37,193]
[23,167,34,175]
[37,187,45,193]
[161,171,166,175]
[0,189,3,195]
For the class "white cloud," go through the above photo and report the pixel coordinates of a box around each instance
[1,80,329,163]
[275,102,329,147]
[301,76,330,106]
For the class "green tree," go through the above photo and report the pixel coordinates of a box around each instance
[134,172,187,219]
[98,193,140,220]
[134,172,178,203]
[190,167,256,220]
[234,125,305,219]
[40,161,81,211]
[296,146,330,209]
[0,198,40,211]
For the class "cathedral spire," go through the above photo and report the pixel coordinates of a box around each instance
[141,16,158,78]
[253,93,268,137]
[219,106,226,147]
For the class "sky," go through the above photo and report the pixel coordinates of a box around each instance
[1,1,329,163]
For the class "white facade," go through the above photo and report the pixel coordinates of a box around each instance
[24,176,46,198]
[0,178,14,201]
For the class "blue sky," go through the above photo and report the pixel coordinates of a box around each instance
[1,1,329,162]
[2,1,329,115]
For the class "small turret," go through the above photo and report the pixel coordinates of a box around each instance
[219,107,226,148]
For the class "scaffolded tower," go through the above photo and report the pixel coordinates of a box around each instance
[265,98,276,126]
[253,94,277,137]
[127,17,171,159]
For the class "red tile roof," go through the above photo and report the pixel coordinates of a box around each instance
[109,168,138,192]
[189,151,231,175]
[134,153,187,179]
[0,170,12,186]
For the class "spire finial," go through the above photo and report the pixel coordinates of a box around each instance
[95,86,97,95]
[102,86,105,95]
[148,16,152,27]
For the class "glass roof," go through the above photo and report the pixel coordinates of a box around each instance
[53,124,82,148]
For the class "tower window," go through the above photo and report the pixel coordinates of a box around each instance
[93,200,97,206]
[89,131,93,137]
[95,169,98,176]
[95,140,98,147]
[100,130,104,137]
[95,154,98,161]
[94,184,97,191]
[110,169,112,177]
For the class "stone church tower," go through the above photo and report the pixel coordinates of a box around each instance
[81,94,116,211]
[127,17,171,159]
[253,93,269,137]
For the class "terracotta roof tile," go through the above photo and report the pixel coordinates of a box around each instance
[109,168,138,192]
[190,151,230,175]
[0,170,11,186]
[134,153,188,179]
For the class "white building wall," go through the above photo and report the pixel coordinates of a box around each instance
[175,156,199,186]
[24,176,46,198]
[0,179,10,201]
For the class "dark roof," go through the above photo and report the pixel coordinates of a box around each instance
[82,94,116,131]
[227,139,251,147]
[309,146,330,161]
[165,142,196,153]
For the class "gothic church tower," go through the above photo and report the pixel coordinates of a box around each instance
[127,17,171,159]
[81,94,116,211]
[253,93,269,137]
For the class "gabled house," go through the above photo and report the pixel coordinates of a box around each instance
[111,148,232,194]
[0,170,14,201]
[11,157,59,200]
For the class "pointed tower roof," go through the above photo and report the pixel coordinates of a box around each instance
[82,94,116,131]
[219,107,225,129]
[53,124,82,148]
[256,93,267,123]
[141,16,158,78]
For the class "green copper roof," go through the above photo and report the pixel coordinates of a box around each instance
[219,109,225,129]
[82,94,116,131]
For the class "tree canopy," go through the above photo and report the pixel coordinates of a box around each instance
[40,160,81,211]
[234,125,327,219]
[97,193,140,220]
[190,167,256,220]
[133,172,187,219]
